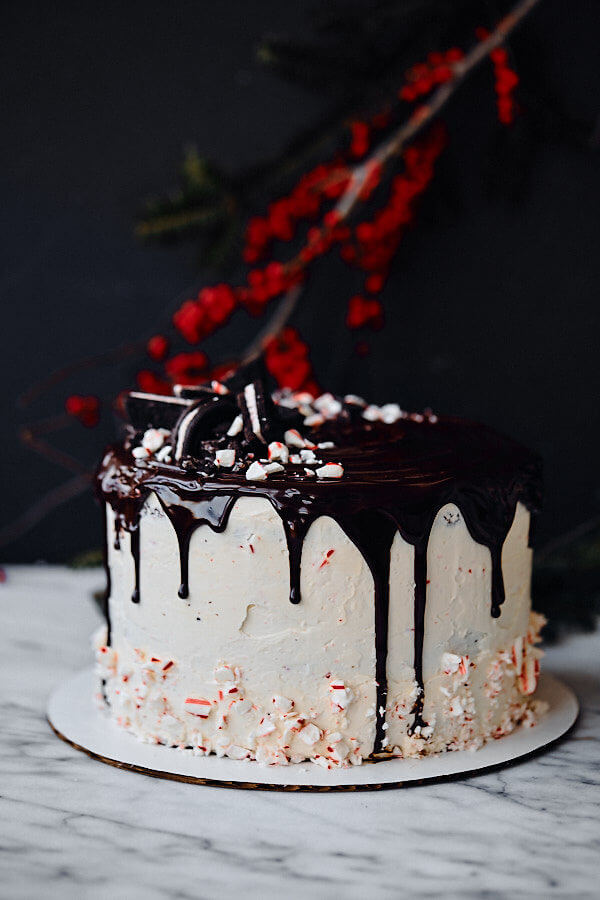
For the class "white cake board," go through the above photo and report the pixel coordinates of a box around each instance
[47,668,578,791]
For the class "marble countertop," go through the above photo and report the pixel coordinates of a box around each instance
[2,565,599,898]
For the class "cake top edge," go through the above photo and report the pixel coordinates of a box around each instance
[104,361,540,496]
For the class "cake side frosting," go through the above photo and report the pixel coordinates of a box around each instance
[94,367,545,766]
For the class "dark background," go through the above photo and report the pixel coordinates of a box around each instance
[2,0,599,563]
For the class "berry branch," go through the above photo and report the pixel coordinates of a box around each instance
[227,0,542,366]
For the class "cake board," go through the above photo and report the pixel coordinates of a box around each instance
[47,668,578,791]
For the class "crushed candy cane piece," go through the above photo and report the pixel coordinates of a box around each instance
[449,697,465,717]
[227,414,243,436]
[518,655,540,695]
[298,723,321,745]
[303,413,325,428]
[142,428,170,452]
[304,468,316,477]
[215,449,235,468]
[211,380,229,395]
[155,444,172,463]
[316,463,344,479]
[329,682,353,709]
[225,744,248,760]
[284,429,305,449]
[313,393,342,419]
[512,636,524,673]
[441,652,462,675]
[132,446,150,459]
[328,740,349,763]
[344,394,367,407]
[256,717,277,737]
[268,441,289,464]
[184,697,212,718]
[300,449,317,464]
[362,405,381,422]
[246,461,268,481]
[294,391,314,405]
[272,695,293,714]
[380,403,403,424]
[318,441,335,449]
[214,665,236,683]
[263,462,284,474]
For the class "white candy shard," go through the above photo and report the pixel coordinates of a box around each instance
[303,413,325,428]
[344,394,367,407]
[298,723,321,746]
[227,414,243,437]
[184,697,212,718]
[328,740,349,763]
[155,444,172,463]
[233,698,253,716]
[215,449,236,468]
[272,695,293,714]
[268,441,289,464]
[362,404,381,422]
[441,652,462,675]
[300,449,317,464]
[284,429,305,449]
[142,428,170,453]
[211,380,230,395]
[256,717,277,737]
[214,665,236,683]
[313,393,342,419]
[263,462,284,475]
[226,744,249,760]
[380,403,403,424]
[132,446,150,459]
[294,392,314,405]
[317,441,335,449]
[304,468,316,477]
[246,461,268,481]
[316,463,344,479]
[329,682,353,709]
[449,697,465,717]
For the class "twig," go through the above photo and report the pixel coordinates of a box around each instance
[240,285,302,364]
[19,426,90,475]
[240,0,542,355]
[0,473,91,549]
[18,341,144,408]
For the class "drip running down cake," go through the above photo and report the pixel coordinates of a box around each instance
[94,366,546,768]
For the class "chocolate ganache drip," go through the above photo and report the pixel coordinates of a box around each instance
[97,362,541,752]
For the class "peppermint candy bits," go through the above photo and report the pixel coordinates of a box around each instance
[316,463,344,479]
[184,697,212,718]
[215,449,236,468]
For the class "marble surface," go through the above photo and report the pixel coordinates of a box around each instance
[2,565,599,899]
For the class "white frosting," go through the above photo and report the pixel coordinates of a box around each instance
[98,498,543,766]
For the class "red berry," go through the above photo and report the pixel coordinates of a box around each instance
[164,352,209,385]
[136,370,171,395]
[147,334,169,361]
[65,394,100,427]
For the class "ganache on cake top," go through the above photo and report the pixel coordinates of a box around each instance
[96,360,541,751]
